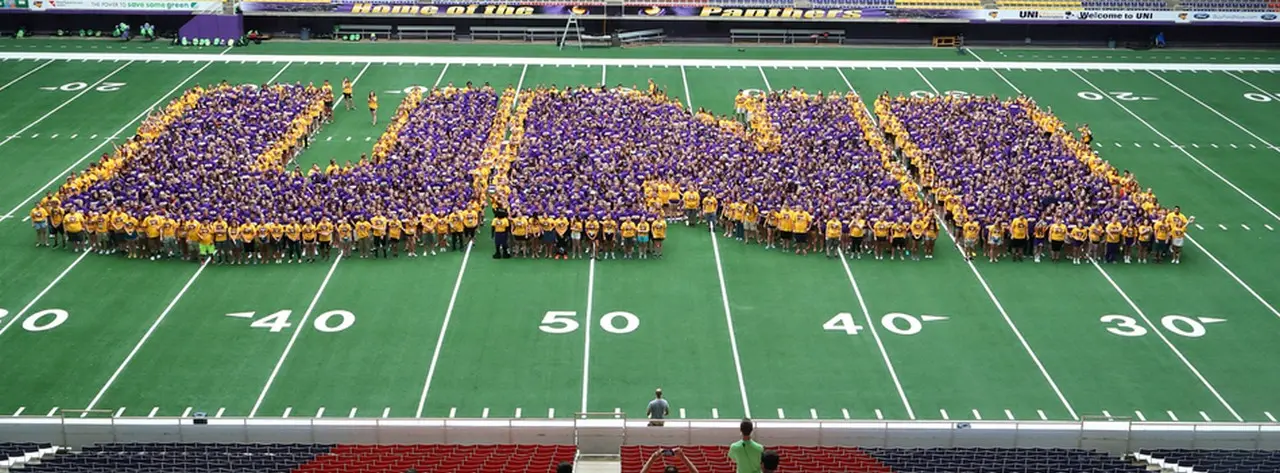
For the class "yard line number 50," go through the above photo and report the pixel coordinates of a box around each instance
[539,310,639,334]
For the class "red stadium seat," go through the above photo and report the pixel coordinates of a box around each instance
[620,445,893,473]
[293,444,577,473]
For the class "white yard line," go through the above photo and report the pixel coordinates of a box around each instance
[1089,261,1242,421]
[913,67,941,97]
[966,52,1024,94]
[0,59,52,93]
[756,66,773,92]
[432,64,450,90]
[0,61,132,151]
[12,407,24,417]
[600,64,606,86]
[885,70,1079,420]
[1168,410,1179,421]
[838,250,915,419]
[181,407,192,418]
[1071,70,1280,223]
[580,257,595,413]
[679,65,693,110]
[215,407,225,418]
[249,254,344,417]
[6,59,219,222]
[1148,72,1277,153]
[415,240,474,418]
[1222,71,1276,101]
[0,251,90,338]
[265,62,292,84]
[513,64,528,103]
[1185,236,1280,319]
[83,259,209,415]
[709,224,752,418]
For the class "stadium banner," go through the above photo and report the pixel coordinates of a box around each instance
[983,10,1190,23]
[1187,11,1279,22]
[237,0,985,20]
[25,0,223,13]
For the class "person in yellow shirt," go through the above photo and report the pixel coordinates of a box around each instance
[651,217,667,258]
[583,215,598,260]
[351,219,368,258]
[163,214,181,259]
[601,215,618,260]
[923,218,938,260]
[1048,220,1068,263]
[492,212,511,259]
[419,213,437,256]
[48,205,65,249]
[269,221,286,263]
[1069,223,1088,265]
[301,218,319,263]
[227,220,243,264]
[792,209,812,256]
[1032,220,1048,263]
[369,214,388,258]
[985,220,1004,263]
[197,221,215,260]
[701,194,718,228]
[283,220,302,263]
[570,217,584,259]
[463,207,481,243]
[144,213,164,260]
[890,218,908,261]
[1087,221,1105,262]
[848,216,866,259]
[777,207,795,252]
[620,217,638,260]
[122,213,140,259]
[636,218,652,259]
[824,217,842,259]
[239,221,257,264]
[386,216,403,258]
[1104,218,1124,264]
[212,218,230,264]
[961,218,980,261]
[1009,216,1029,263]
[63,209,85,253]
[336,219,354,258]
[341,77,354,111]
[1121,219,1137,264]
[368,91,378,125]
[318,218,335,261]
[448,211,465,253]
[1136,219,1153,264]
[682,188,700,226]
[30,205,50,247]
[1169,213,1193,265]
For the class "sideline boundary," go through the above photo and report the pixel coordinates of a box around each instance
[1,53,1279,71]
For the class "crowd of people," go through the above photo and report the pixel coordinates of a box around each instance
[29,81,505,264]
[878,93,1190,264]
[27,77,1188,266]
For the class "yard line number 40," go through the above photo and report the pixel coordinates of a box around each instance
[227,310,355,333]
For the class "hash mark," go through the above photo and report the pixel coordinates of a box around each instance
[448,407,456,418]
[1133,143,1140,148]
[215,408,225,418]
[70,134,77,139]
[31,133,38,138]
[810,408,817,419]
[515,408,522,418]
[1266,225,1274,231]
[777,408,785,419]
[1266,412,1276,423]
[1135,410,1146,421]
[50,134,58,139]
[113,408,125,418]
[1242,224,1250,231]
[1167,410,1179,421]
[181,407,192,418]
[382,407,391,418]
[972,409,982,420]
[46,408,58,417]
[1211,144,1219,148]
[1004,409,1014,420]
[1250,144,1258,149]
[548,408,555,418]
[148,407,158,418]
[348,407,357,418]
[346,136,351,141]
[1102,410,1112,419]
[940,409,949,420]
[679,408,686,419]
[315,407,325,418]
[1037,409,1047,420]
[875,409,884,420]
[1192,143,1200,148]
[1231,144,1238,149]
[481,408,489,418]
[712,408,720,419]
[1200,411,1211,422]
[1219,224,1228,231]
[282,407,292,418]
[13,407,24,416]
[1154,143,1160,148]
[841,408,849,420]
[1195,224,1204,230]
[326,137,332,141]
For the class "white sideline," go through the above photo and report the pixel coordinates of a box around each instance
[2,52,1278,71]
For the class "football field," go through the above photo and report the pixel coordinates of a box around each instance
[1,39,1280,424]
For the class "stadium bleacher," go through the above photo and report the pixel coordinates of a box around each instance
[995,0,1084,9]
[1079,0,1170,10]
[296,444,576,473]
[22,443,332,473]
[622,445,1154,473]
[894,0,983,9]
[1136,449,1280,473]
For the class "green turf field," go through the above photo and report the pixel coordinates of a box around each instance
[1,39,1279,424]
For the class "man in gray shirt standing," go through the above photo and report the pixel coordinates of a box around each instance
[647,388,669,426]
